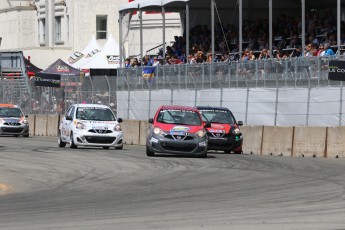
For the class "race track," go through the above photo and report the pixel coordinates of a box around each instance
[0,136,345,230]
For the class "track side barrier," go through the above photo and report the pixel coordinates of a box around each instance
[26,115,345,158]
[326,126,345,158]
[121,120,140,145]
[241,126,264,155]
[262,126,294,157]
[139,121,150,146]
[47,115,60,137]
[34,115,48,136]
[293,126,327,158]
[27,114,35,136]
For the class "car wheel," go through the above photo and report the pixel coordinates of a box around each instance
[146,145,155,157]
[69,132,77,149]
[103,147,110,149]
[234,150,242,154]
[58,132,66,147]
[115,145,123,150]
[23,133,29,138]
[224,150,231,154]
[14,135,19,137]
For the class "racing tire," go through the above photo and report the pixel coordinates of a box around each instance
[224,150,231,154]
[69,133,77,149]
[234,150,242,154]
[23,134,29,138]
[115,145,123,150]
[14,135,20,137]
[58,132,66,147]
[146,145,155,157]
[103,147,110,149]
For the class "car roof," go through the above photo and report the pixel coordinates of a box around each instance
[74,104,110,109]
[0,104,18,108]
[196,106,230,111]
[160,105,199,112]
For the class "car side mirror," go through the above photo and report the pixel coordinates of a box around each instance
[237,121,243,126]
[117,118,123,123]
[204,122,211,128]
[66,115,73,121]
[148,118,153,124]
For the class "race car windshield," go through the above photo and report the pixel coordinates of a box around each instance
[200,110,235,124]
[0,108,23,117]
[76,107,115,121]
[157,109,202,126]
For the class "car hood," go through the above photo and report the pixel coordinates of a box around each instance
[155,123,203,134]
[206,123,238,133]
[78,120,118,129]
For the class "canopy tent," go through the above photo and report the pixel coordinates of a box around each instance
[24,57,42,78]
[34,59,83,88]
[119,0,344,66]
[80,34,120,75]
[42,58,82,76]
[68,35,101,69]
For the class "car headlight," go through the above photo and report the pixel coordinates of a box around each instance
[114,124,122,131]
[196,130,206,138]
[232,128,242,135]
[22,119,28,124]
[76,122,86,129]
[153,127,165,136]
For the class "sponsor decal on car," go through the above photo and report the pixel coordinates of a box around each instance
[170,126,190,135]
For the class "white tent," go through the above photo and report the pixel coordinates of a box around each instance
[69,35,101,69]
[81,34,120,69]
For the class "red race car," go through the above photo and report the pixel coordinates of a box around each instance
[197,106,243,154]
[146,105,210,158]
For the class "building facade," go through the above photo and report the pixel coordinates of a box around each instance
[0,0,181,69]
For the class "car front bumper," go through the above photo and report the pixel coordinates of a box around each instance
[0,124,29,136]
[72,130,123,147]
[207,135,243,151]
[147,133,207,156]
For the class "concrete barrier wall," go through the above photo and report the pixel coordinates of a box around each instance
[27,115,35,136]
[241,126,263,155]
[27,115,345,158]
[293,127,327,158]
[262,126,294,157]
[139,121,150,146]
[34,115,48,136]
[326,126,345,158]
[121,120,140,145]
[46,115,60,137]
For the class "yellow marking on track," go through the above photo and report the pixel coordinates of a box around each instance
[0,183,12,193]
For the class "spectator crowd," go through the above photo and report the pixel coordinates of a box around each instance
[126,9,342,67]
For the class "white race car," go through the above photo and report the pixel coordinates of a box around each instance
[58,104,123,149]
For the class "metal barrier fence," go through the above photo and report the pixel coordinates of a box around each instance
[116,56,337,91]
[1,56,344,123]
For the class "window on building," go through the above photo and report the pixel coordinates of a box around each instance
[96,15,107,39]
[38,18,46,45]
[55,16,62,43]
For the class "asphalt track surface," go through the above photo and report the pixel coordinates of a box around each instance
[1,136,345,230]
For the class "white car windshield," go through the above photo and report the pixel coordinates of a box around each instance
[157,109,201,126]
[76,107,115,121]
[0,108,23,118]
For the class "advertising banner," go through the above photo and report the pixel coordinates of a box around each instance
[328,60,345,81]
[34,72,61,87]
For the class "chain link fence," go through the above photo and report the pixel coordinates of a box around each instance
[1,56,344,126]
